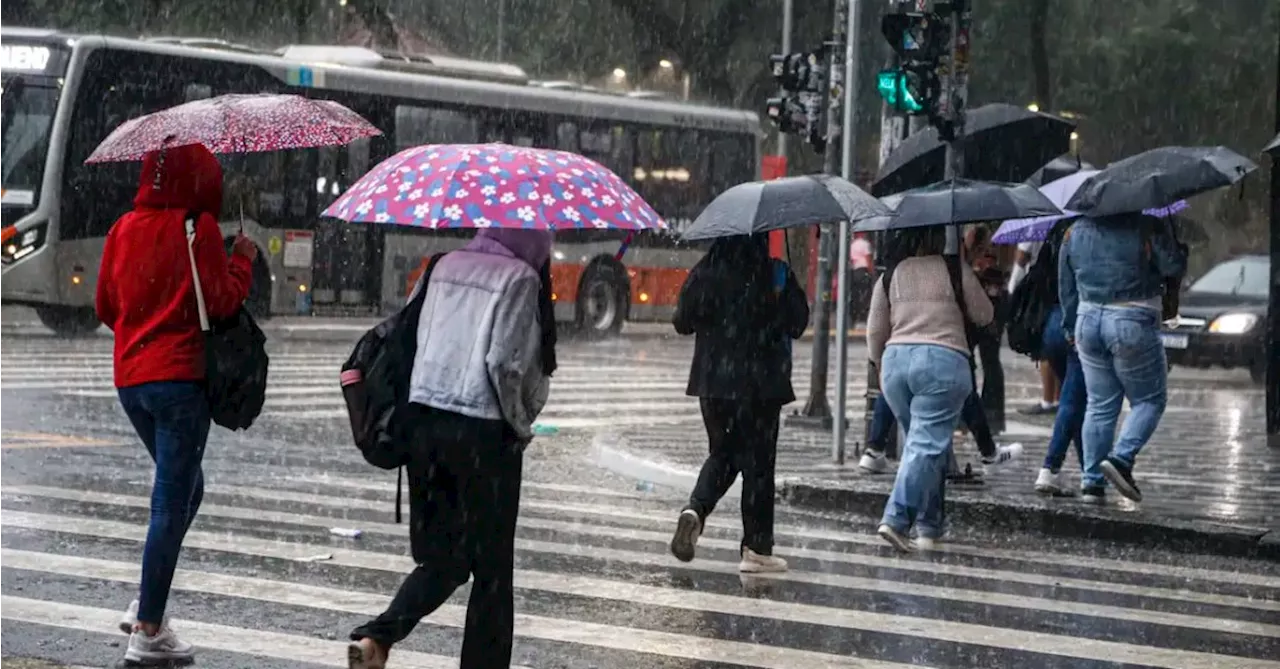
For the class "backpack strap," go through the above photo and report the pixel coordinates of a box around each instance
[393,252,447,525]
[944,254,981,385]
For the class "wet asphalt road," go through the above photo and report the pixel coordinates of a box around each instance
[2,331,1278,669]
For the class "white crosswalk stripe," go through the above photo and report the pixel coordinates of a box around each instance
[1,338,1057,433]
[2,464,1278,669]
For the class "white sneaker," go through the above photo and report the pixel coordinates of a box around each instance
[669,509,702,563]
[119,599,139,634]
[877,524,914,553]
[739,547,787,573]
[982,442,1023,470]
[858,450,887,474]
[125,624,194,665]
[1034,468,1065,495]
[913,536,942,551]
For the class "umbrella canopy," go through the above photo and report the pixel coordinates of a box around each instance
[679,175,890,241]
[1064,146,1258,217]
[853,179,1062,232]
[994,169,1194,244]
[871,103,1076,196]
[85,94,381,163]
[1026,155,1096,187]
[1264,132,1280,155]
[322,143,665,231]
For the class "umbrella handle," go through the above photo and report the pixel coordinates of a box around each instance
[615,232,635,261]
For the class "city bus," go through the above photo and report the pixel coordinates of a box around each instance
[1,27,762,337]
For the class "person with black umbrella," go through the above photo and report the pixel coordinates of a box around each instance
[667,234,809,572]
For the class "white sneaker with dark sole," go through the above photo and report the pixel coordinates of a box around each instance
[877,524,914,553]
[1034,468,1065,495]
[858,451,888,474]
[981,443,1023,470]
[669,509,702,563]
[124,625,194,665]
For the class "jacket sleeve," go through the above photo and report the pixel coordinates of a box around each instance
[94,227,118,330]
[959,263,994,327]
[1058,237,1079,336]
[780,266,809,339]
[486,273,546,442]
[672,264,705,335]
[865,275,890,366]
[192,214,253,321]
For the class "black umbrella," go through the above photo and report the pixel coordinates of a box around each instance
[853,179,1062,232]
[1026,155,1096,187]
[871,103,1077,197]
[680,174,890,241]
[1264,132,1280,155]
[1064,146,1259,217]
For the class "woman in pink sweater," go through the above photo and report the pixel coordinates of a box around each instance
[865,228,993,552]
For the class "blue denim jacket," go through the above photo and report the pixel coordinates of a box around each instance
[1058,214,1187,333]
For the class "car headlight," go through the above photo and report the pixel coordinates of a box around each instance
[1208,313,1258,334]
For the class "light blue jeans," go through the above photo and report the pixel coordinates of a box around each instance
[1074,303,1167,487]
[878,344,972,539]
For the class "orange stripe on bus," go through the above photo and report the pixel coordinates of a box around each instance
[1,226,17,245]
[401,258,691,309]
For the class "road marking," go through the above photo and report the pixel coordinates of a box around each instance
[0,595,488,669]
[1,549,919,669]
[0,431,122,450]
[6,485,1274,616]
[3,518,1275,669]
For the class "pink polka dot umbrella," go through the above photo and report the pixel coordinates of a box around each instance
[84,93,382,163]
[322,143,666,232]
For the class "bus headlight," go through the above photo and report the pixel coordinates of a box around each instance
[1,223,47,265]
[1208,313,1258,334]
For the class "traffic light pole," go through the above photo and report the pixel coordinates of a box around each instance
[1267,25,1280,447]
[832,0,863,463]
[794,0,849,427]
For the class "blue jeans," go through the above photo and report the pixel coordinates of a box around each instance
[878,344,972,539]
[1074,304,1167,485]
[1040,307,1084,473]
[117,381,211,625]
[870,386,994,458]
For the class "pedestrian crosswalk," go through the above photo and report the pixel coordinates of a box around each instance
[2,440,1278,669]
[0,337,1056,434]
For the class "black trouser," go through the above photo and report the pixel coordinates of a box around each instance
[976,311,1006,433]
[350,404,523,669]
[685,397,781,556]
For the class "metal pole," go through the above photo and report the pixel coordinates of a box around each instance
[833,0,863,463]
[496,0,506,61]
[798,0,848,425]
[1267,26,1280,447]
[778,0,794,157]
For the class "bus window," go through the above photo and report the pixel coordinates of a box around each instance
[709,133,754,197]
[634,127,706,222]
[184,83,212,101]
[555,122,578,151]
[579,124,633,182]
[394,105,478,149]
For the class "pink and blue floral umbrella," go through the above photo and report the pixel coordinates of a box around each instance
[322,143,666,231]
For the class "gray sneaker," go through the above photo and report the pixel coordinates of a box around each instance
[125,624,194,665]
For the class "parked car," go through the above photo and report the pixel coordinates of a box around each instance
[1161,254,1270,384]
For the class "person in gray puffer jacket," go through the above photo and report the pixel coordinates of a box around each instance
[348,227,555,669]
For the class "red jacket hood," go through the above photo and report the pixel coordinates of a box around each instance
[133,143,224,218]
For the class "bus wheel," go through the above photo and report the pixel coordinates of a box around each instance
[35,306,101,338]
[575,260,628,339]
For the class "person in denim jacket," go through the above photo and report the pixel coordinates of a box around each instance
[1058,213,1187,504]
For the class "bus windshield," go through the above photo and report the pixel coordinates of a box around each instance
[2,75,59,212]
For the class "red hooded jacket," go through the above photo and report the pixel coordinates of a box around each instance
[95,144,253,388]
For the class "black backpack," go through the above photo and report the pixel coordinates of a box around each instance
[1006,241,1059,359]
[340,253,445,522]
[183,216,269,431]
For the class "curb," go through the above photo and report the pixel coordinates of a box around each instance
[779,480,1279,560]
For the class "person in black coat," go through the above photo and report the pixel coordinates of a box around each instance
[667,233,809,573]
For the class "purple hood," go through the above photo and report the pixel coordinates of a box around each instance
[467,228,553,270]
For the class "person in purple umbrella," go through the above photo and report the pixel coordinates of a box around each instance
[347,227,557,669]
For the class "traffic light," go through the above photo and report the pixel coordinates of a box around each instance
[877,11,947,119]
[764,48,829,153]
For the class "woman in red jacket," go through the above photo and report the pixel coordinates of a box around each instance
[95,143,256,665]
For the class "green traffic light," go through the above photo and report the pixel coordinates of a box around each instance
[877,69,924,113]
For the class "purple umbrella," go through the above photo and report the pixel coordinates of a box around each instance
[993,171,1189,244]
